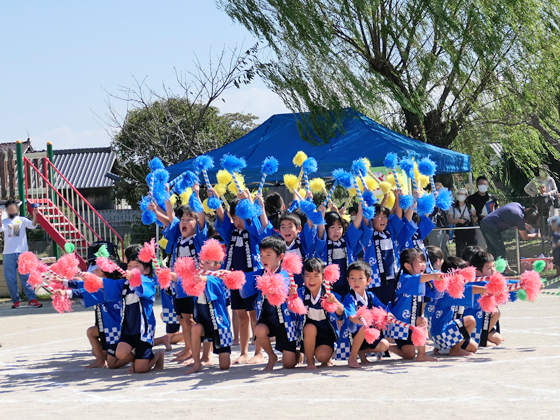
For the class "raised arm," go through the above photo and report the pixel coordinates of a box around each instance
[192,183,205,230]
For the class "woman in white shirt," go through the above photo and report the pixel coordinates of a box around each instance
[524,165,558,197]
[1,199,41,308]
[448,188,478,258]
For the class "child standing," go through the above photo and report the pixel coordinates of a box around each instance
[341,261,390,368]
[549,217,560,276]
[294,258,344,370]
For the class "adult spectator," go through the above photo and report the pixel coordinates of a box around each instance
[425,182,449,256]
[448,188,477,258]
[481,203,540,274]
[524,165,558,197]
[467,176,499,250]
[1,199,42,308]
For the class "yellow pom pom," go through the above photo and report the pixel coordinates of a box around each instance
[202,198,214,215]
[284,174,299,192]
[214,183,227,197]
[379,181,392,195]
[356,177,364,191]
[217,169,232,185]
[158,237,168,250]
[179,188,192,204]
[293,151,307,167]
[386,192,396,209]
[342,214,351,223]
[228,173,245,195]
[348,188,357,198]
[386,173,406,191]
[169,194,178,206]
[298,188,306,199]
[364,176,378,191]
[418,174,430,189]
[361,157,371,169]
[309,177,326,193]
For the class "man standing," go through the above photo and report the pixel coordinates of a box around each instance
[467,176,499,250]
[1,199,41,308]
[425,182,449,256]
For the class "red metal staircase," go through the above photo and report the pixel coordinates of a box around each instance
[23,156,124,270]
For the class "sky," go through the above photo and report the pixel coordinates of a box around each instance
[0,1,289,150]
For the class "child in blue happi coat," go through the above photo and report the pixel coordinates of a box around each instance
[388,249,442,362]
[293,258,344,370]
[213,189,274,365]
[341,261,390,368]
[401,211,436,273]
[314,204,364,298]
[250,236,300,371]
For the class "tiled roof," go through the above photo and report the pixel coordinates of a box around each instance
[52,147,117,189]
[0,139,34,153]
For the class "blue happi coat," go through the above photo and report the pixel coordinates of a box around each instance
[402,215,436,272]
[194,275,233,349]
[296,286,342,347]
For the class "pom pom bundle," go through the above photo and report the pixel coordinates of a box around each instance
[235,198,261,220]
[262,156,279,176]
[128,268,143,288]
[411,325,428,346]
[141,210,157,226]
[156,267,173,289]
[384,153,399,170]
[281,253,303,275]
[207,196,222,210]
[221,154,246,174]
[288,293,308,315]
[50,253,80,280]
[83,272,104,293]
[356,306,380,344]
[18,251,39,275]
[139,239,156,263]
[478,293,497,313]
[533,260,546,273]
[324,264,340,284]
[216,170,233,185]
[309,178,326,193]
[302,157,318,174]
[214,183,227,197]
[28,270,45,288]
[177,171,199,194]
[399,158,416,179]
[417,157,437,176]
[399,194,415,211]
[519,270,542,302]
[96,257,120,274]
[199,238,226,263]
[223,271,246,290]
[148,157,165,171]
[188,193,204,214]
[194,155,214,173]
[417,193,435,216]
[486,272,508,296]
[363,190,377,207]
[293,151,307,167]
[435,187,453,210]
[351,158,368,177]
[256,272,288,306]
[52,293,73,314]
[284,174,300,193]
[379,181,392,194]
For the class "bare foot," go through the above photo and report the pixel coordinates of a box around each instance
[361,358,371,365]
[154,354,165,370]
[433,348,440,355]
[306,363,317,370]
[163,335,172,352]
[321,359,335,367]
[85,359,107,369]
[201,358,212,366]
[172,352,193,363]
[173,349,186,357]
[348,358,362,369]
[263,353,278,371]
[184,362,202,375]
[415,354,440,362]
[298,352,304,365]
[126,364,136,374]
[181,358,195,366]
[449,348,473,357]
[233,338,240,346]
[249,353,266,365]
[233,354,249,365]
[483,341,497,348]
[488,331,505,344]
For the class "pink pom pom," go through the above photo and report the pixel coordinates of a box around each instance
[223,270,246,290]
[18,251,39,274]
[83,272,103,293]
[411,326,427,346]
[461,266,476,283]
[321,297,339,313]
[356,306,373,326]
[139,239,156,263]
[520,270,542,302]
[129,268,143,288]
[36,262,48,273]
[370,306,388,330]
[447,273,465,298]
[495,292,509,305]
[478,293,497,313]
[260,272,289,306]
[185,279,206,297]
[27,270,44,287]
[267,290,288,306]
[288,293,308,315]
[47,280,65,291]
[199,238,225,263]
[434,276,449,292]
[58,253,80,279]
[157,268,173,289]
[486,272,507,296]
[281,252,303,275]
[324,264,340,284]
[96,257,119,273]
[52,294,73,314]
[364,327,380,344]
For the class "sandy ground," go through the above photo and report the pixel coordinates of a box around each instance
[1,288,559,420]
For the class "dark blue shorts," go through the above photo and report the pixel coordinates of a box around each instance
[231,289,257,311]
[174,296,194,316]
[302,320,336,352]
[196,305,231,355]
[166,323,181,334]
[119,334,154,360]
[258,317,297,354]
[106,343,118,357]
[352,329,384,351]
[369,279,396,306]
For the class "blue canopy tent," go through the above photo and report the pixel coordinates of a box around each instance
[167,109,471,184]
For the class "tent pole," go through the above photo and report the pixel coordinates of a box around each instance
[469,172,474,194]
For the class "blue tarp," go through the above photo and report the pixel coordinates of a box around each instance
[167,109,471,184]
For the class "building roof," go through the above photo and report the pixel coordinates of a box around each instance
[0,139,34,154]
[52,147,117,189]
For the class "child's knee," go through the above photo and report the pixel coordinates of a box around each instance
[282,352,297,369]
[315,346,333,363]
[303,323,317,336]
[254,323,268,338]
[490,310,501,323]
[466,339,478,353]
[219,354,231,370]
[375,339,390,353]
[402,345,416,360]
[464,315,476,329]
[192,323,204,337]
[87,326,99,338]
[415,317,427,327]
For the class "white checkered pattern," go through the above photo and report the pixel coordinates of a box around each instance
[162,307,179,324]
[335,339,351,361]
[104,327,121,345]
[285,319,298,343]
[370,271,382,288]
[470,330,482,343]
[388,323,410,340]
[218,328,233,347]
[432,321,464,350]
[145,323,155,342]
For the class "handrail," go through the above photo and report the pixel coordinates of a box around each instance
[43,158,124,255]
[24,158,104,242]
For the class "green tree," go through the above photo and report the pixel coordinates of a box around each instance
[219,0,560,178]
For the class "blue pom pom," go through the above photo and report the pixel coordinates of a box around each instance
[352,159,368,177]
[436,187,453,210]
[146,172,154,186]
[308,210,325,225]
[148,157,165,171]
[332,168,346,183]
[339,172,355,189]
[252,202,263,217]
[235,198,257,220]
[189,194,204,214]
[302,157,318,174]
[175,171,199,193]
[287,200,299,213]
[299,199,317,215]
[139,195,151,212]
[400,194,414,210]
[141,210,156,225]
[153,186,169,209]
[363,206,375,220]
[153,168,169,184]
[194,155,214,173]
[417,193,436,215]
[418,157,437,176]
[384,153,399,170]
[262,156,279,176]
[207,196,222,210]
[221,154,246,173]
[363,190,377,206]
[400,158,415,179]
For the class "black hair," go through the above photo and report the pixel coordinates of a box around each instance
[279,212,302,229]
[259,235,286,256]
[476,176,488,185]
[461,245,483,264]
[127,251,154,277]
[524,205,540,226]
[265,192,284,216]
[176,205,196,220]
[5,198,18,209]
[426,246,444,267]
[470,251,494,273]
[97,256,125,280]
[441,256,468,273]
[399,248,426,275]
[124,244,142,263]
[347,260,373,279]
[303,257,326,274]
[229,198,240,218]
[325,211,347,235]
[412,212,421,225]
[373,203,390,218]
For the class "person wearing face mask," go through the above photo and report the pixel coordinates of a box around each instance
[467,176,499,250]
[1,199,40,308]
[448,188,477,258]
[524,165,558,198]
